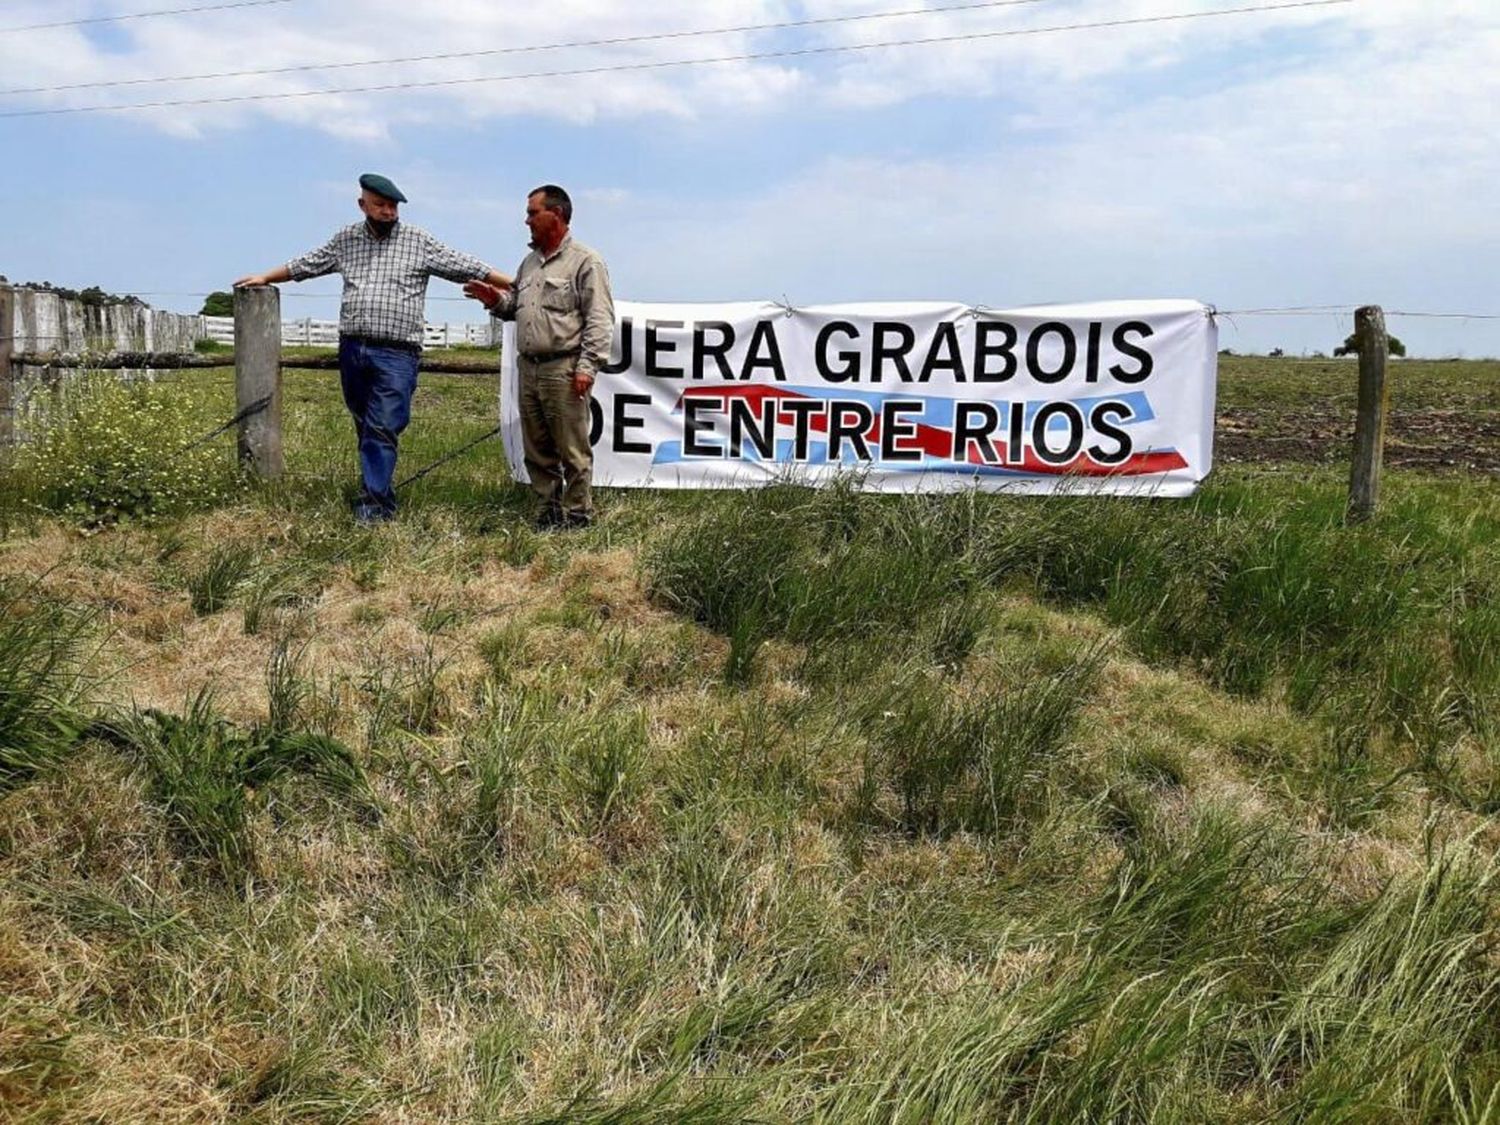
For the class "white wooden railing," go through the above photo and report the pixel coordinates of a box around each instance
[202,316,495,349]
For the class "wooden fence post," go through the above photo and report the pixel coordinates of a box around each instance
[233,285,283,479]
[1347,305,1389,523]
[0,284,14,453]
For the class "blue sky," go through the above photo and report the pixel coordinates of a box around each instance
[2,0,1497,357]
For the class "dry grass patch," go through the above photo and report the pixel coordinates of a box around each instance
[4,465,1499,1119]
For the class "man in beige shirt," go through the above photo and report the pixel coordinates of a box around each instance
[465,184,615,529]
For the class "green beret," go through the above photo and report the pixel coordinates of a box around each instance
[359,173,407,203]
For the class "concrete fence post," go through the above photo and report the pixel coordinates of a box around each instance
[233,285,284,479]
[0,284,14,452]
[1347,305,1389,523]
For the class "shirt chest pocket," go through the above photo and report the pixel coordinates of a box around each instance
[540,277,575,313]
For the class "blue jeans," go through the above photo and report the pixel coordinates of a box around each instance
[338,337,420,513]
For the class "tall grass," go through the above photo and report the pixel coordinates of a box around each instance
[818,815,1500,1124]
[645,482,980,683]
[0,578,90,789]
[1261,838,1500,1119]
[384,687,534,887]
[647,476,1499,777]
[185,542,255,616]
[975,478,1500,760]
[852,651,1103,839]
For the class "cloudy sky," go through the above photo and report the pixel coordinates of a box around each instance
[2,0,1496,356]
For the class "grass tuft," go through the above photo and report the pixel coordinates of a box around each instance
[0,579,91,790]
[856,647,1104,838]
[185,542,255,616]
[93,690,373,887]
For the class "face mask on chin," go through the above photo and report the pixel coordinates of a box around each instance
[367,217,397,237]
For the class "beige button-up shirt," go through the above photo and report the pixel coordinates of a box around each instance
[493,235,615,377]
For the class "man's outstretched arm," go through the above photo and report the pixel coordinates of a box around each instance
[463,278,516,319]
[236,235,341,289]
[233,265,292,288]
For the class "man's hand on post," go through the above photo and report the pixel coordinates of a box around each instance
[464,281,503,309]
[235,266,290,288]
[572,371,594,400]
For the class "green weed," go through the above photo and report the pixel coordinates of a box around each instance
[0,580,91,790]
[857,649,1103,838]
[185,542,255,616]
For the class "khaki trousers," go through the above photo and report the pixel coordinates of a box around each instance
[517,356,593,518]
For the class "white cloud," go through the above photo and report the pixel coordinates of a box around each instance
[5,0,1496,352]
[574,4,1500,354]
[0,0,1477,131]
[2,0,1493,164]
[0,0,795,130]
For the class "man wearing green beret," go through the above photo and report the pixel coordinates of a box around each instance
[234,173,511,522]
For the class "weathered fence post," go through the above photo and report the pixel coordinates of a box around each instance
[233,285,283,479]
[1347,305,1389,523]
[0,284,14,452]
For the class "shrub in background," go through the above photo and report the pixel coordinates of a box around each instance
[199,290,234,317]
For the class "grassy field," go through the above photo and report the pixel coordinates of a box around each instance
[1,357,1498,1121]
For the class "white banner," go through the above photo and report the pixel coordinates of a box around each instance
[500,299,1217,496]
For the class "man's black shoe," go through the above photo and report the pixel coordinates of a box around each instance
[533,506,563,531]
[561,511,593,531]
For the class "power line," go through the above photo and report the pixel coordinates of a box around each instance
[1218,306,1500,320]
[0,0,1357,118]
[26,298,1498,318]
[0,0,295,35]
[1215,304,1353,314]
[1,0,1061,96]
[1388,310,1500,321]
[118,291,475,301]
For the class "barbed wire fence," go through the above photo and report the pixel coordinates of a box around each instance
[3,286,1496,522]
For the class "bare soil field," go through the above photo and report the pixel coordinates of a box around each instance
[1217,356,1500,472]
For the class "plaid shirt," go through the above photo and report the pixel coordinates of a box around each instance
[286,221,491,347]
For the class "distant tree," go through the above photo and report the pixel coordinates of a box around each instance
[75,285,140,307]
[1218,348,1235,357]
[17,281,138,306]
[1269,347,1285,357]
[1334,332,1406,358]
[200,291,234,317]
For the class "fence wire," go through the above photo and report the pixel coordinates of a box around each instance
[394,426,503,493]
[171,390,500,497]
[179,394,272,454]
